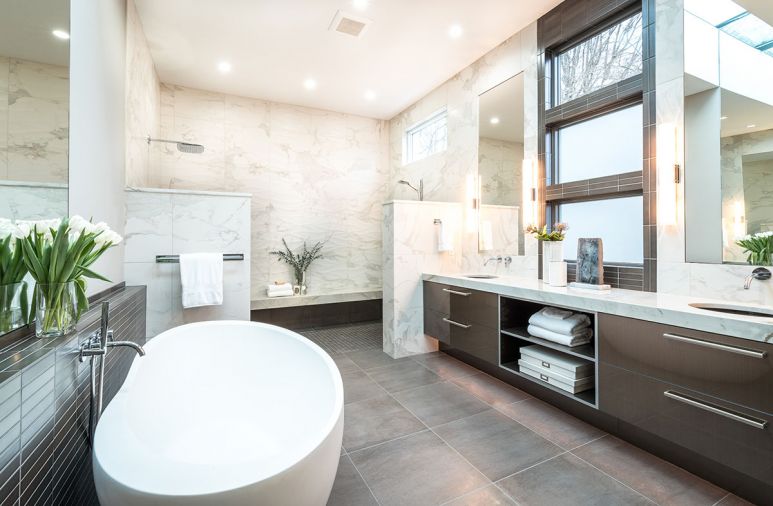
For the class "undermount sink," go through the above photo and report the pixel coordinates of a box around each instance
[464,274,498,279]
[689,302,773,318]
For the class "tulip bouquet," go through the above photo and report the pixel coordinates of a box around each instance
[16,216,122,337]
[0,219,30,332]
[735,231,773,266]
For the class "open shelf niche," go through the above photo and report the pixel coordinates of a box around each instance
[499,296,598,408]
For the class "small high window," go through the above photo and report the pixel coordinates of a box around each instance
[403,109,448,164]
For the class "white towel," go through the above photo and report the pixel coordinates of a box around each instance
[529,308,591,335]
[267,283,292,294]
[437,222,454,252]
[267,289,294,298]
[527,324,592,347]
[542,306,573,319]
[179,253,224,308]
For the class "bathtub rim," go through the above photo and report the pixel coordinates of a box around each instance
[93,320,345,498]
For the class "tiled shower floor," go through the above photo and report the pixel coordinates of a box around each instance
[301,324,753,506]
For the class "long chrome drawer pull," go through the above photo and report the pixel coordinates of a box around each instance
[443,318,471,329]
[663,390,768,430]
[663,333,767,359]
[442,288,471,296]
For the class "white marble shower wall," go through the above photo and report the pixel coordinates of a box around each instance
[123,188,251,337]
[383,201,463,358]
[0,181,68,220]
[135,84,389,299]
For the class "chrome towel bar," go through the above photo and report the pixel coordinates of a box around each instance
[155,254,244,263]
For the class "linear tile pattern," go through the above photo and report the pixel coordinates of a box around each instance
[566,263,645,291]
[299,321,382,354]
[325,324,738,505]
[0,286,146,506]
[546,171,643,201]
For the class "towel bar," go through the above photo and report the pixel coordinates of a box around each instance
[433,219,442,224]
[155,254,244,263]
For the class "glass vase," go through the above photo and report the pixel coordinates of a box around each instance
[0,282,28,333]
[35,282,78,338]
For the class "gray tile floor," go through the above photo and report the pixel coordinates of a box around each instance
[301,324,753,506]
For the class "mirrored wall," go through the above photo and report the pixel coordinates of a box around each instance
[477,73,524,255]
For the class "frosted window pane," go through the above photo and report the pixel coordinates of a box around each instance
[557,13,643,104]
[404,110,447,164]
[557,104,642,182]
[559,196,643,263]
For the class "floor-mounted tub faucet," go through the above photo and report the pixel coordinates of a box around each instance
[80,301,145,444]
[744,267,771,289]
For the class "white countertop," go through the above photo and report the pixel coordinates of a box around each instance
[423,273,773,344]
[251,289,382,310]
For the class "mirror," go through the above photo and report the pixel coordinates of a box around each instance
[477,73,524,255]
[0,0,70,334]
[683,0,773,265]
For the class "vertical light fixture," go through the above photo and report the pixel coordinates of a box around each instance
[733,200,746,239]
[466,173,479,231]
[657,123,680,226]
[522,159,539,228]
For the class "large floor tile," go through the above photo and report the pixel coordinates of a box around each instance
[572,435,728,505]
[443,485,516,505]
[367,360,442,393]
[345,349,411,370]
[497,453,653,506]
[343,394,425,451]
[451,373,530,408]
[434,409,563,481]
[393,381,490,427]
[349,430,489,506]
[330,354,359,374]
[497,397,605,450]
[341,369,385,404]
[327,455,378,506]
[413,353,480,380]
[716,493,756,505]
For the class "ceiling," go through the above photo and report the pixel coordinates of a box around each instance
[721,89,773,137]
[0,0,69,66]
[133,0,561,119]
[736,0,773,26]
[478,72,524,142]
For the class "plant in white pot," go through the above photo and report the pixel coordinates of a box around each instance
[19,216,122,337]
[527,223,569,283]
[0,219,30,333]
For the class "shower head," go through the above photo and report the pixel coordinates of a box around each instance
[147,137,205,154]
[398,179,424,201]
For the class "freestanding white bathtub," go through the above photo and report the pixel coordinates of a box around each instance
[93,321,344,506]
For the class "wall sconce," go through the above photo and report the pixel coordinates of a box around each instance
[522,159,539,227]
[733,200,746,239]
[466,173,480,231]
[657,123,681,226]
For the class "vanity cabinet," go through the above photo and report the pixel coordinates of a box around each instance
[423,281,498,361]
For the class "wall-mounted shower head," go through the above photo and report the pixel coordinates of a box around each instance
[147,136,205,154]
[398,179,424,201]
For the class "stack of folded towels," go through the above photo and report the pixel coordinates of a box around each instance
[267,282,293,298]
[527,307,592,347]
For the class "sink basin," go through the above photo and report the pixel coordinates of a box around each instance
[689,302,773,318]
[464,274,498,279]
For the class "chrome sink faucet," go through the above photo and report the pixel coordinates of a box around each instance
[484,256,502,267]
[744,267,771,289]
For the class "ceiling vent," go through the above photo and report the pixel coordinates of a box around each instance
[329,10,372,38]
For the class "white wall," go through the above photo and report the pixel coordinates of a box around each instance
[69,0,127,295]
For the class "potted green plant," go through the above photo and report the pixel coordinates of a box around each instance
[270,238,324,295]
[527,223,569,281]
[735,231,773,266]
[18,216,122,337]
[0,219,30,333]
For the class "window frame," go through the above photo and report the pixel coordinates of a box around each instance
[403,108,448,165]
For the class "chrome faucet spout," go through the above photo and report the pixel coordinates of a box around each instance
[744,267,771,289]
[107,340,146,356]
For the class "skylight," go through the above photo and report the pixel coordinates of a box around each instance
[685,0,773,56]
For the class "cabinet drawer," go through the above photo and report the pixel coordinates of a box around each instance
[423,281,450,314]
[424,308,450,344]
[449,323,498,364]
[600,363,772,485]
[599,314,773,414]
[450,288,498,329]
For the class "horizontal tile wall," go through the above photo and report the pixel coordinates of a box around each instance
[0,286,146,505]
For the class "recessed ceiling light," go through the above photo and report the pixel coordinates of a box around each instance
[720,116,728,120]
[448,24,463,39]
[364,90,376,101]
[304,78,318,91]
[747,124,756,128]
[490,117,500,125]
[352,0,369,10]
[217,61,232,73]
[52,29,69,40]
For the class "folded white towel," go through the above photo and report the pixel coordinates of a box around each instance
[267,289,294,298]
[267,283,292,294]
[179,252,223,308]
[529,308,591,335]
[437,222,454,252]
[542,306,573,320]
[527,324,592,347]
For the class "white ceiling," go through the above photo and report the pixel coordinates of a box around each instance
[0,0,69,66]
[736,0,773,26]
[134,0,561,119]
[721,89,773,137]
[479,72,523,142]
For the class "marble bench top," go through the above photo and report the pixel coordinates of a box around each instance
[251,289,382,310]
[423,273,773,344]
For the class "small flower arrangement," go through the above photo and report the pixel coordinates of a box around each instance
[526,223,569,241]
[270,238,324,291]
[0,219,30,332]
[735,231,773,266]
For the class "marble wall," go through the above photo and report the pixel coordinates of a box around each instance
[0,56,69,183]
[131,84,390,300]
[0,181,68,221]
[125,0,160,188]
[479,138,523,206]
[123,188,251,337]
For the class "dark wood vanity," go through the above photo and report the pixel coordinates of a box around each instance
[423,280,773,504]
